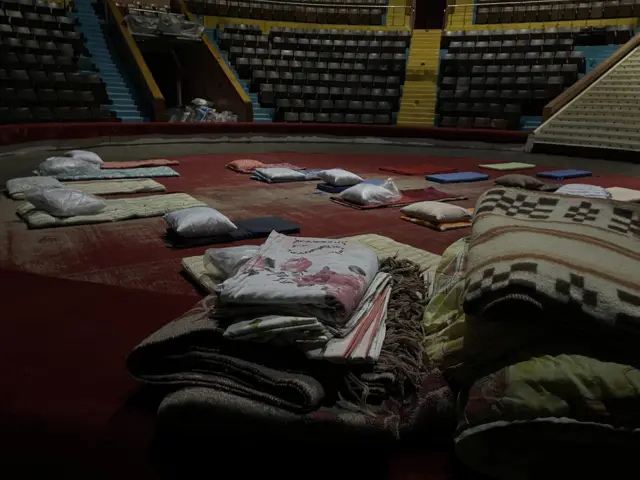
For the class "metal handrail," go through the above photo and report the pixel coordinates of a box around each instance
[448,0,590,8]
[192,0,413,12]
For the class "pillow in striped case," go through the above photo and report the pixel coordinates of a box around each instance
[555,183,612,199]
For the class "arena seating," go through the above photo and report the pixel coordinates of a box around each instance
[188,0,388,26]
[217,24,410,124]
[0,0,115,123]
[437,25,634,130]
[475,0,640,24]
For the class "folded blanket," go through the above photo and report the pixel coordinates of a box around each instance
[464,188,640,331]
[131,258,454,441]
[224,274,391,363]
[127,296,325,413]
[215,232,379,327]
[401,215,472,231]
[455,354,640,479]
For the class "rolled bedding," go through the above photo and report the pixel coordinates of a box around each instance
[417,188,640,477]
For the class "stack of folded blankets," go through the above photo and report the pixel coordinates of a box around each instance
[215,232,390,362]
[128,232,454,443]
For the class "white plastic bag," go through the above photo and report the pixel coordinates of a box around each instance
[340,178,402,206]
[6,176,62,197]
[63,150,103,165]
[164,206,237,238]
[204,245,260,278]
[24,187,107,217]
[38,157,101,176]
[317,169,363,187]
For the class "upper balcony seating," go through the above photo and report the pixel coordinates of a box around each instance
[189,0,389,26]
[474,0,640,24]
[216,24,410,124]
[0,0,115,123]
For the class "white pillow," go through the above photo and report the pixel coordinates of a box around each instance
[38,157,101,176]
[340,179,402,206]
[204,245,260,278]
[6,176,62,197]
[317,169,363,186]
[64,150,103,165]
[24,187,107,217]
[165,206,237,238]
[401,201,472,223]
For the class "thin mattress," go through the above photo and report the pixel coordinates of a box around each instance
[17,193,205,229]
[181,233,442,293]
[10,179,166,200]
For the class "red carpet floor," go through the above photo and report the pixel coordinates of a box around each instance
[2,152,639,478]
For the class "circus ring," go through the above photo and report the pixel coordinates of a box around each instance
[2,122,640,479]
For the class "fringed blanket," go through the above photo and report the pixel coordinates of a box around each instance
[128,258,454,442]
[464,187,640,330]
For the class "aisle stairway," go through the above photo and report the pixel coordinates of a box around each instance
[396,29,440,126]
[205,29,273,122]
[72,0,146,122]
[533,44,640,152]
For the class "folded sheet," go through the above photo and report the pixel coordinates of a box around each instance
[215,232,379,327]
[17,193,205,229]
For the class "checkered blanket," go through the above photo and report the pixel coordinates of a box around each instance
[463,187,640,330]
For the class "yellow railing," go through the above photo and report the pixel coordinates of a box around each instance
[105,0,165,121]
[444,0,639,30]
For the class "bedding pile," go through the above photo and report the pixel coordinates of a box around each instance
[419,187,640,478]
[128,233,454,443]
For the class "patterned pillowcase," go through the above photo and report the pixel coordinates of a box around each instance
[226,159,265,173]
[555,184,612,199]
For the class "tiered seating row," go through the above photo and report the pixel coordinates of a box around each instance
[441,25,635,49]
[189,0,388,26]
[217,25,409,124]
[475,0,640,24]
[0,0,115,123]
[436,27,616,130]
